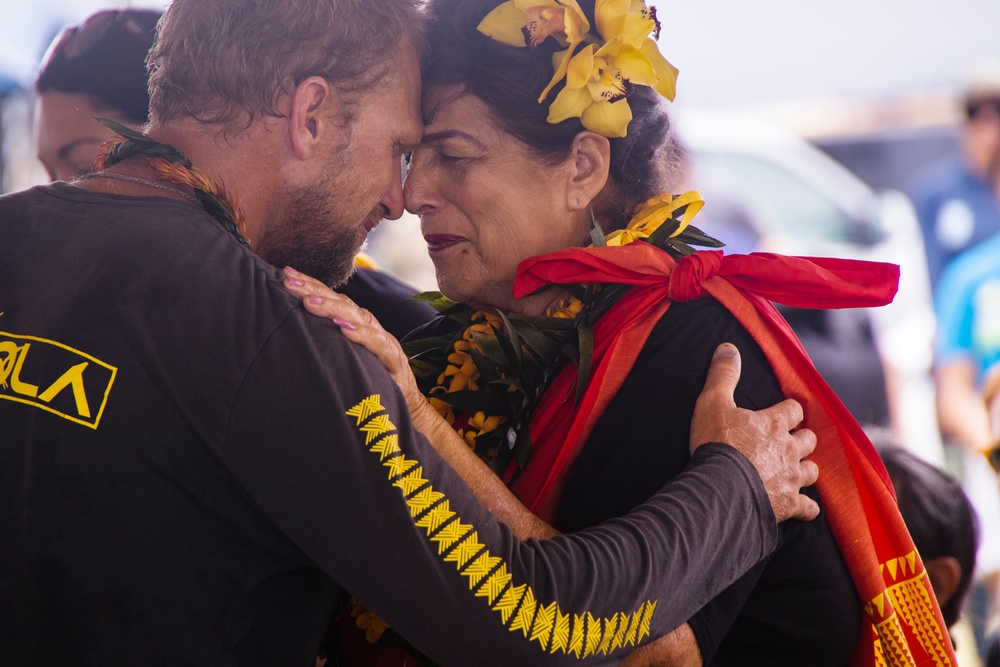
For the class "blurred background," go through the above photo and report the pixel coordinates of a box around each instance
[5,0,1000,663]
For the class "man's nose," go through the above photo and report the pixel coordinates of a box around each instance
[381,171,406,220]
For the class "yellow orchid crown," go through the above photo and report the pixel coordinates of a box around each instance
[477,0,678,138]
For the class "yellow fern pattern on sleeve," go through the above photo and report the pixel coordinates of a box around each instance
[347,394,659,658]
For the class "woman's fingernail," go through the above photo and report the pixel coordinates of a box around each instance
[288,278,304,286]
[308,295,324,304]
[334,317,357,331]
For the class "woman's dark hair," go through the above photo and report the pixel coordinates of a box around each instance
[36,9,163,124]
[424,0,680,228]
[879,446,980,627]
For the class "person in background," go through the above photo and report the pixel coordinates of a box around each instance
[909,61,1000,290]
[934,204,1000,661]
[979,366,1000,667]
[874,443,980,630]
[33,6,434,337]
[34,8,161,183]
[871,439,982,665]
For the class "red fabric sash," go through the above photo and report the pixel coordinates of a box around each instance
[507,245,956,667]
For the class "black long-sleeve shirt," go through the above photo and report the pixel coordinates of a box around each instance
[0,184,778,666]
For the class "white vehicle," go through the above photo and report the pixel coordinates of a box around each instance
[673,109,943,464]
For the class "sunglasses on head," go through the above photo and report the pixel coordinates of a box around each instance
[40,9,149,70]
[966,98,1000,121]
[986,445,1000,475]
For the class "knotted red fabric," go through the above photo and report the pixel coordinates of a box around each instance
[506,244,955,667]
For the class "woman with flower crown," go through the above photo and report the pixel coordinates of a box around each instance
[287,0,956,665]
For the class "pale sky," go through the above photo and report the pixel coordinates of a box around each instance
[3,0,999,108]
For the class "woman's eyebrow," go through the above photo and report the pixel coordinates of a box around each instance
[420,129,486,149]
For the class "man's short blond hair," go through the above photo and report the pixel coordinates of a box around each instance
[148,0,426,128]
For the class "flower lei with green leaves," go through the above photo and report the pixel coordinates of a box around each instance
[93,117,251,247]
[477,0,678,138]
[402,191,720,478]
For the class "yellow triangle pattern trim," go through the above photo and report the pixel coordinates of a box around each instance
[360,414,393,445]
[346,394,659,659]
[611,611,629,651]
[510,587,537,637]
[407,487,445,517]
[530,600,558,650]
[569,614,586,658]
[477,563,512,605]
[583,612,602,657]
[863,552,953,667]
[495,583,527,624]
[597,615,617,655]
[395,468,427,496]
[624,606,642,646]
[465,552,503,588]
[384,454,418,478]
[346,394,383,424]
[427,514,468,552]
[639,600,657,642]
[370,434,400,462]
[444,534,482,567]
[552,608,572,654]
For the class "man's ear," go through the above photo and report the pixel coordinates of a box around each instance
[925,556,962,610]
[288,76,338,161]
[565,131,611,212]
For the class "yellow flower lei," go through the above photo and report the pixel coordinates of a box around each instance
[428,191,705,459]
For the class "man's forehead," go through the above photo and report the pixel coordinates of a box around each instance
[387,57,424,144]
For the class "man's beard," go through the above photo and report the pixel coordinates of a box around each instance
[254,183,384,287]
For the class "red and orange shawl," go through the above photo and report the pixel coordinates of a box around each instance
[507,244,955,667]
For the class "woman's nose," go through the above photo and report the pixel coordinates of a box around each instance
[403,155,440,215]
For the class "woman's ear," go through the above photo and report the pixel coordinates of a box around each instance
[288,76,338,161]
[925,556,962,610]
[565,131,611,212]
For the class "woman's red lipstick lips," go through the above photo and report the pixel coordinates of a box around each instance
[424,234,467,251]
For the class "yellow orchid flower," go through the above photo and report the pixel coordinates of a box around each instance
[595,0,651,46]
[478,0,588,48]
[639,38,678,101]
[548,39,653,137]
[478,0,590,103]
[479,0,677,135]
[546,0,677,137]
[594,0,678,101]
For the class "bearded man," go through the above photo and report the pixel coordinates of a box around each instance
[0,0,818,664]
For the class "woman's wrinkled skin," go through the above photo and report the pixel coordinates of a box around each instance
[403,87,610,315]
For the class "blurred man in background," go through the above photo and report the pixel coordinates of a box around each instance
[910,62,1000,290]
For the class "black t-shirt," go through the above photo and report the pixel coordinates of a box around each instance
[339,268,435,340]
[0,183,780,667]
[558,299,864,665]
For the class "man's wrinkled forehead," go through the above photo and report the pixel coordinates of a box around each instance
[379,40,424,148]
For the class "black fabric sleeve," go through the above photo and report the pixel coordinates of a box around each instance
[337,268,436,340]
[218,307,780,666]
